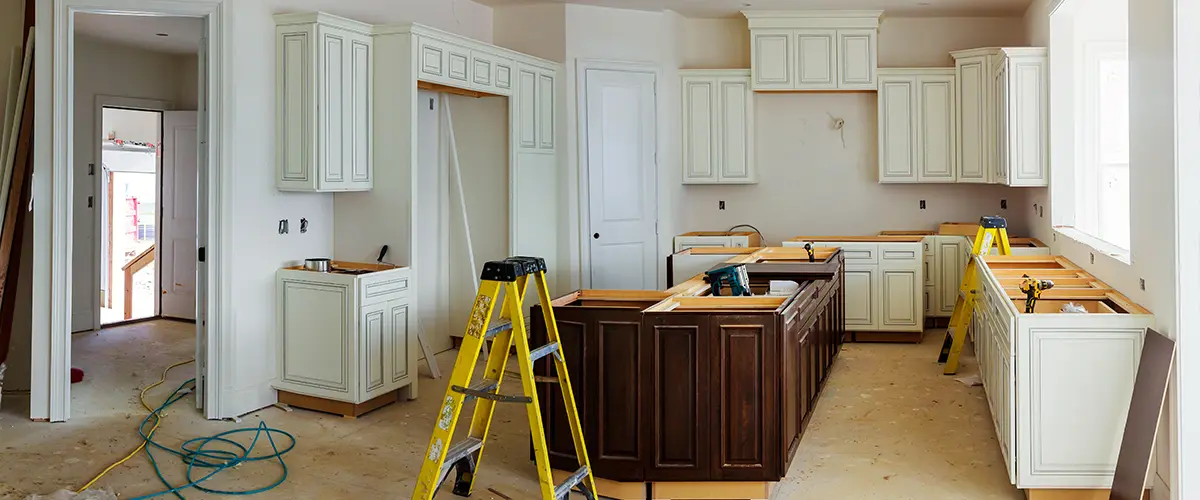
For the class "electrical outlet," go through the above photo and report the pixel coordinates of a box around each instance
[278,219,289,235]
[719,200,725,210]
[919,200,926,210]
[1140,278,1146,291]
[1039,205,1044,218]
[1000,199,1007,210]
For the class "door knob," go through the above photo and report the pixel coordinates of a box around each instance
[593,233,599,239]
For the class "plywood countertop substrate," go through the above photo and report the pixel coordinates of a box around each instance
[787,235,927,243]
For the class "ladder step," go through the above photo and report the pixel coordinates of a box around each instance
[484,319,512,340]
[553,465,590,499]
[451,383,533,404]
[437,437,484,485]
[529,342,559,363]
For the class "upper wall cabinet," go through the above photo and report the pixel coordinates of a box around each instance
[953,47,1048,187]
[877,68,957,183]
[417,34,516,98]
[276,13,374,192]
[515,63,557,153]
[681,70,755,184]
[744,11,881,92]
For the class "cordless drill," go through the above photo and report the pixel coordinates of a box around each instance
[1019,274,1055,313]
[804,243,816,263]
[705,264,752,297]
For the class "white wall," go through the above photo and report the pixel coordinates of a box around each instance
[675,16,1032,244]
[1023,0,1179,497]
[70,35,196,333]
[492,3,565,63]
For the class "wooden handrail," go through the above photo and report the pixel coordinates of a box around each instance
[122,244,155,320]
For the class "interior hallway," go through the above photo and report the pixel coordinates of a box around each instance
[0,327,1020,499]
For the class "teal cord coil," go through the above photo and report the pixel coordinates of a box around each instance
[129,379,296,500]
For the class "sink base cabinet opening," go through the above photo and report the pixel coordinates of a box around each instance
[530,273,844,483]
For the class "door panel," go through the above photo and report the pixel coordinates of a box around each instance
[957,58,989,182]
[751,31,792,89]
[359,302,386,400]
[837,30,876,88]
[881,269,919,328]
[586,68,658,290]
[939,241,964,315]
[795,30,836,89]
[919,75,956,181]
[517,67,537,149]
[644,316,710,480]
[878,77,916,181]
[843,267,875,329]
[161,111,199,320]
[711,318,776,479]
[718,78,752,182]
[681,78,716,182]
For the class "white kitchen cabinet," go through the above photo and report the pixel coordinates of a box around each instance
[275,263,416,407]
[673,231,762,252]
[784,239,922,334]
[877,69,958,183]
[952,47,1048,187]
[971,256,1153,488]
[937,238,967,316]
[681,70,755,184]
[744,11,882,91]
[275,13,373,192]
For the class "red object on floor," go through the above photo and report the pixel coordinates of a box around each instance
[71,367,84,384]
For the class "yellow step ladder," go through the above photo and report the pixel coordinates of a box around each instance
[411,256,596,500]
[938,216,1012,375]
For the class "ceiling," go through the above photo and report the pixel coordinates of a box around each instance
[474,0,1034,18]
[74,13,203,55]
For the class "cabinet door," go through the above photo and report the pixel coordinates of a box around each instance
[278,279,354,400]
[682,77,717,183]
[878,76,917,182]
[843,266,877,330]
[993,61,1010,185]
[517,66,538,149]
[782,305,802,462]
[537,69,556,151]
[880,269,921,329]
[717,77,755,183]
[277,25,315,190]
[447,43,471,84]
[387,299,410,385]
[417,36,448,82]
[795,30,837,89]
[709,316,778,480]
[938,240,965,315]
[1007,57,1048,186]
[643,315,711,480]
[924,285,934,316]
[956,57,990,183]
[317,26,349,188]
[345,34,372,188]
[494,57,514,93]
[675,236,731,252]
[471,50,493,87]
[751,30,793,90]
[359,301,389,401]
[837,30,876,90]
[918,74,957,182]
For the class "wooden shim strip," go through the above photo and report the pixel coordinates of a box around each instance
[416,80,502,99]
[1110,328,1174,500]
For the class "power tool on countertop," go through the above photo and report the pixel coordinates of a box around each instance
[803,243,816,262]
[1019,274,1055,313]
[705,263,752,297]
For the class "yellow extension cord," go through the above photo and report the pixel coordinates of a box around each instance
[76,358,196,493]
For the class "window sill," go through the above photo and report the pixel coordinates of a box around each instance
[1053,226,1131,265]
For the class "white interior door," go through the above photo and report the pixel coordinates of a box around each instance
[160,111,198,320]
[584,68,657,290]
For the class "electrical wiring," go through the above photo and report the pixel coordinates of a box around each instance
[727,224,766,245]
[76,360,295,499]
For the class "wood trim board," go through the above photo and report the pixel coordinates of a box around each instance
[1109,328,1174,500]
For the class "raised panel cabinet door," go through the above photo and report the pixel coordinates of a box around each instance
[880,269,921,329]
[938,241,964,315]
[781,305,802,462]
[843,266,876,330]
[318,26,348,187]
[837,30,876,89]
[447,44,471,84]
[277,26,314,189]
[417,36,447,81]
[346,36,372,187]
[533,305,592,472]
[594,316,647,479]
[537,69,556,150]
[387,299,410,385]
[517,67,538,149]
[494,58,514,93]
[642,315,711,481]
[918,75,957,181]
[717,77,755,183]
[681,77,717,183]
[279,280,354,399]
[358,302,388,402]
[471,50,493,87]
[877,76,917,182]
[709,316,778,480]
[1008,58,1049,186]
[751,30,792,89]
[795,30,837,89]
[956,57,990,183]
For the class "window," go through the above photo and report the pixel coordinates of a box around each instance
[1050,0,1130,255]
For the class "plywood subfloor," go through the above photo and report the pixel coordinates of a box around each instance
[0,325,1021,499]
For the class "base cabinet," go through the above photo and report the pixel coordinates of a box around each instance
[785,241,922,336]
[275,265,415,404]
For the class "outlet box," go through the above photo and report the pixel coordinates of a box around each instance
[919,200,926,210]
[719,200,725,210]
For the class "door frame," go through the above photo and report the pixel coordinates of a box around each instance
[573,59,660,289]
[34,0,233,422]
[92,97,173,332]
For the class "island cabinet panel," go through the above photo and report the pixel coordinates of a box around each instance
[711,317,778,480]
[643,315,712,481]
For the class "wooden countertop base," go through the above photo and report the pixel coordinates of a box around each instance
[1025,489,1149,500]
[551,470,646,500]
[278,389,399,419]
[651,481,774,500]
